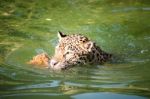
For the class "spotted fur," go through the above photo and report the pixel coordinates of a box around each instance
[49,32,112,70]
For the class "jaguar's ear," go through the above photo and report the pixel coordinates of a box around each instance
[58,31,67,40]
[84,41,94,52]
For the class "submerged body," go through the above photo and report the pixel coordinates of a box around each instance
[29,32,112,70]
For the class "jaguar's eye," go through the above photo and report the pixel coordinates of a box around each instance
[66,52,70,54]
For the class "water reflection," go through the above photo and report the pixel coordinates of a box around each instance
[72,92,147,99]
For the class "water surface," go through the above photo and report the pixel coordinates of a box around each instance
[0,0,150,99]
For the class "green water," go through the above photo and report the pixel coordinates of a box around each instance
[0,0,150,99]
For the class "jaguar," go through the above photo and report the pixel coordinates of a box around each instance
[28,31,112,70]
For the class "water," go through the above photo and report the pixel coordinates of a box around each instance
[0,0,150,99]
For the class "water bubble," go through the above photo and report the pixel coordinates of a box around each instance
[140,50,148,54]
[45,18,52,21]
[11,72,16,77]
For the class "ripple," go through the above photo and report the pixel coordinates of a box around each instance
[0,93,62,98]
[124,58,150,63]
[112,7,150,12]
[64,81,128,89]
[64,82,85,87]
[12,80,60,90]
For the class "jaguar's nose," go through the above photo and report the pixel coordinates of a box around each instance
[50,59,58,67]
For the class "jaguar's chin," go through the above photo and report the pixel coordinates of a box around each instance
[49,59,69,70]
